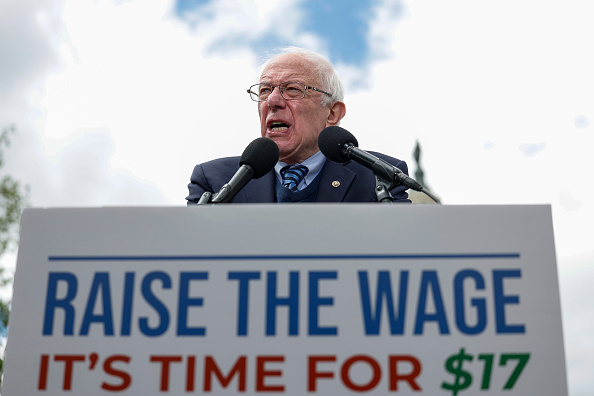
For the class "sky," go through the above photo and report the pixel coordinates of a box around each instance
[0,0,593,393]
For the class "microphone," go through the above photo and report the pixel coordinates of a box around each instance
[209,137,279,203]
[318,126,424,192]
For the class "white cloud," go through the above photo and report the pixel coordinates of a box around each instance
[34,1,266,205]
[357,0,594,239]
[0,0,65,97]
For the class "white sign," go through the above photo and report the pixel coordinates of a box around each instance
[3,205,567,395]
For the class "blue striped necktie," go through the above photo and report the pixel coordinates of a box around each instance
[281,165,309,191]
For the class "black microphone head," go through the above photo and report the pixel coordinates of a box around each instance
[239,137,279,179]
[318,126,359,163]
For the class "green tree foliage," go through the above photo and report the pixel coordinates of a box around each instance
[1,126,28,254]
[0,124,29,382]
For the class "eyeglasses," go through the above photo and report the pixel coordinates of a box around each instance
[247,81,333,102]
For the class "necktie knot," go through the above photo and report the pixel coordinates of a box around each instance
[281,165,309,191]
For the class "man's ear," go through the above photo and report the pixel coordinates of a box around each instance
[326,101,346,126]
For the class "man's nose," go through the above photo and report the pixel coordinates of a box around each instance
[267,86,286,109]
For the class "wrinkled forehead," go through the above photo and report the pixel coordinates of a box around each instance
[259,53,319,85]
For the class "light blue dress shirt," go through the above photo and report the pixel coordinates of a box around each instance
[274,150,326,191]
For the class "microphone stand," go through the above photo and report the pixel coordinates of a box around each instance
[196,165,257,205]
[197,191,214,205]
[196,187,234,204]
[369,156,441,204]
[371,160,400,203]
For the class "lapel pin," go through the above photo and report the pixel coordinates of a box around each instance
[332,181,340,188]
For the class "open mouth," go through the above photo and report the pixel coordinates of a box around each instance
[269,122,290,132]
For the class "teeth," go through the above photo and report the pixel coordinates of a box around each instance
[270,122,289,132]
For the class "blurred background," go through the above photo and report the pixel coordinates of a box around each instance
[0,0,592,393]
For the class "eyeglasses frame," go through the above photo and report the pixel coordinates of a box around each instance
[247,81,333,102]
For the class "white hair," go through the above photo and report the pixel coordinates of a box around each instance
[259,47,345,106]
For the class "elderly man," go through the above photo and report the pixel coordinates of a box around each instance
[186,47,410,204]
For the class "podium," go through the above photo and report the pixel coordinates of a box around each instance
[2,205,567,395]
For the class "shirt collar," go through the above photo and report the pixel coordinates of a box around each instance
[275,150,326,189]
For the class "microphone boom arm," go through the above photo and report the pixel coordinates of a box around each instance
[344,144,440,204]
[344,144,401,203]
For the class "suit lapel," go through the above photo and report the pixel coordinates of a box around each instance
[316,160,356,202]
[237,160,362,203]
[239,171,276,203]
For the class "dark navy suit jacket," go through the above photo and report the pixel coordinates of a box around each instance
[186,152,410,204]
